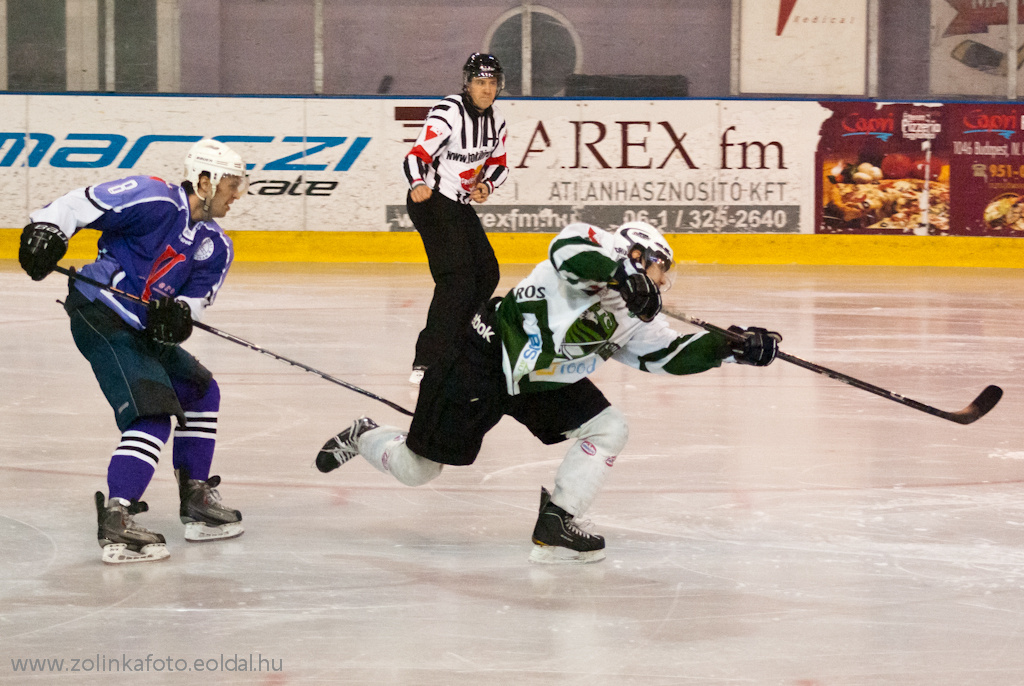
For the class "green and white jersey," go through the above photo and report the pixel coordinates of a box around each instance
[494,223,729,395]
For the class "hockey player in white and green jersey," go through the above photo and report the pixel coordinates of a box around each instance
[495,222,737,396]
[317,221,781,564]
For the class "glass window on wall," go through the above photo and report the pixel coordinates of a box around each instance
[112,0,157,92]
[486,5,581,97]
[3,0,162,93]
[7,0,66,91]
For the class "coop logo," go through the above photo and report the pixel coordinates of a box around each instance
[0,134,371,180]
[534,357,598,377]
[961,110,1018,140]
[840,112,895,142]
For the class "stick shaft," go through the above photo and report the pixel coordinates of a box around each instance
[663,309,1000,424]
[773,350,949,418]
[54,265,414,417]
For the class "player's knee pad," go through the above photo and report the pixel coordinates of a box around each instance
[172,373,220,412]
[364,431,444,487]
[553,407,629,516]
[388,450,444,487]
[185,377,220,413]
[567,406,629,458]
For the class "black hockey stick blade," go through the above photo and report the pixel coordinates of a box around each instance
[945,384,1003,425]
[663,309,1002,425]
[53,265,414,417]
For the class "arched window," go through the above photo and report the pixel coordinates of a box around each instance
[484,5,581,97]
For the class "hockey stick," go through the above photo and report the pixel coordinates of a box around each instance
[53,265,414,417]
[663,309,1002,425]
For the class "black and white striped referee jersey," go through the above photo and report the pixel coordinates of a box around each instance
[403,93,509,204]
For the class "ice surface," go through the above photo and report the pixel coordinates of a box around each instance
[2,260,1024,685]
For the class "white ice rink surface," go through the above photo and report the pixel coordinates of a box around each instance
[2,259,1024,685]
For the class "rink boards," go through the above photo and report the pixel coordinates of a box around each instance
[2,93,1024,266]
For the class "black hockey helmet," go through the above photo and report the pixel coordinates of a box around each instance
[463,53,505,92]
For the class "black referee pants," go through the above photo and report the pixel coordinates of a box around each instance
[408,190,500,369]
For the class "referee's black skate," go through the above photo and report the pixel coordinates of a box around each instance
[176,469,244,542]
[316,417,378,473]
[528,487,606,564]
[95,492,170,564]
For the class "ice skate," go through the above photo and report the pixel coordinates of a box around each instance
[176,470,244,542]
[95,491,170,564]
[316,417,379,473]
[528,487,606,564]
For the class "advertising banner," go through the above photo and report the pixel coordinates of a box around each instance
[389,99,829,235]
[0,94,830,235]
[4,93,1024,241]
[947,102,1024,235]
[817,102,950,235]
[815,100,1024,237]
[739,0,867,95]
[0,94,388,234]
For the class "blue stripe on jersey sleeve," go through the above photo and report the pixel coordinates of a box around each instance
[91,176,183,213]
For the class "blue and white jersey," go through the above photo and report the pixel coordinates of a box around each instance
[30,175,234,329]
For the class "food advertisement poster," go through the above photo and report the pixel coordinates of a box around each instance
[946,102,1024,235]
[817,102,950,235]
[816,101,1024,237]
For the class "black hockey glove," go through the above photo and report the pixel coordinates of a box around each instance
[145,297,193,345]
[609,262,661,322]
[727,325,782,366]
[19,222,68,281]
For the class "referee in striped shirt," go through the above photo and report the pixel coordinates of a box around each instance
[402,53,509,385]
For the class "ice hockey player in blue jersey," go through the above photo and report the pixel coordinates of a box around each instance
[317,221,782,564]
[19,139,249,564]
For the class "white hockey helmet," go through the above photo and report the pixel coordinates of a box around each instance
[613,221,675,289]
[184,139,248,199]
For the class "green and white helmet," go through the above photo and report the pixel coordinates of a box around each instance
[613,221,674,275]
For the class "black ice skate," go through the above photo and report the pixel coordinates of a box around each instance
[176,470,244,542]
[95,491,170,565]
[528,487,606,564]
[316,417,378,473]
